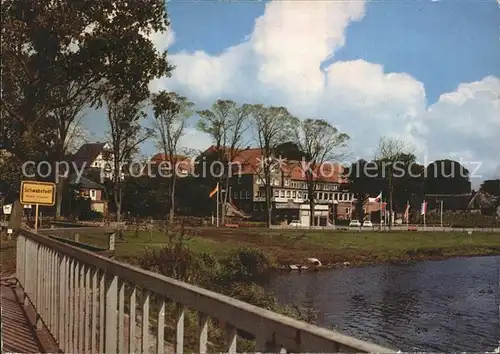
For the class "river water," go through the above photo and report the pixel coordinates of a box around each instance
[267,256,500,352]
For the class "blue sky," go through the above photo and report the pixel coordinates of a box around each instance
[166,0,499,105]
[86,0,500,184]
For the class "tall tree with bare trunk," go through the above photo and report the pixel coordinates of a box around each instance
[152,91,194,224]
[294,119,349,226]
[376,136,414,229]
[49,82,92,218]
[250,105,298,227]
[105,93,153,223]
[197,100,252,224]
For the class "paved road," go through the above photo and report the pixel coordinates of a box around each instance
[273,225,500,232]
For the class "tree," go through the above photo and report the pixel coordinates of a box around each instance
[249,106,298,226]
[48,82,92,218]
[295,119,349,226]
[376,137,414,228]
[105,93,152,222]
[424,159,471,195]
[480,179,500,196]
[152,91,194,223]
[392,154,424,212]
[2,0,173,203]
[197,100,251,225]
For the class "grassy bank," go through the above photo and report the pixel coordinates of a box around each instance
[71,227,500,267]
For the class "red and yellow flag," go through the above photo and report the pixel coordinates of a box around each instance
[209,183,219,198]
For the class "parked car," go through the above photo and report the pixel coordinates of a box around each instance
[362,220,373,227]
[289,220,301,227]
[349,220,361,227]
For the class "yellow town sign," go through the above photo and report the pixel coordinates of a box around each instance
[20,181,56,206]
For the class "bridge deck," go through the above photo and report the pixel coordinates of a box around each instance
[1,278,59,353]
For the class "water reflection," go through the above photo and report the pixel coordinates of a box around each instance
[268,256,500,352]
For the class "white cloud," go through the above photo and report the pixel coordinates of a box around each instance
[148,0,500,182]
[143,26,176,53]
[179,128,213,153]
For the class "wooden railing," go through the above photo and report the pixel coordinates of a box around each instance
[16,228,395,353]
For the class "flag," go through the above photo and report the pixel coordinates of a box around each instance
[369,191,382,203]
[420,201,427,215]
[209,183,219,198]
[403,203,410,222]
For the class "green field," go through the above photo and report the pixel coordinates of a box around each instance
[67,227,500,266]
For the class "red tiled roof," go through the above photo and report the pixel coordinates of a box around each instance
[146,153,193,174]
[204,145,346,183]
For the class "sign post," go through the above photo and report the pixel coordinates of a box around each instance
[20,181,56,232]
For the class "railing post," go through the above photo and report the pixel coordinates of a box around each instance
[16,234,24,285]
[157,300,165,354]
[118,281,125,354]
[35,245,42,322]
[99,272,105,352]
[141,291,150,354]
[226,324,237,354]
[58,256,67,351]
[105,275,118,354]
[91,268,98,354]
[69,260,76,353]
[84,266,91,354]
[175,304,185,354]
[24,240,32,305]
[198,313,208,354]
[79,264,85,351]
[129,287,136,354]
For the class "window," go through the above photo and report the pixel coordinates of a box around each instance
[339,194,343,201]
[90,189,96,200]
[234,192,239,199]
[239,191,244,199]
[246,191,250,199]
[346,208,350,214]
[292,191,297,198]
[329,193,333,200]
[280,190,285,198]
[284,179,290,187]
[253,204,258,211]
[286,190,291,198]
[274,189,279,197]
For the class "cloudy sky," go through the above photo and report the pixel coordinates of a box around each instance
[86,0,500,186]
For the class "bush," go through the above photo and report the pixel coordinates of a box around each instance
[216,248,275,286]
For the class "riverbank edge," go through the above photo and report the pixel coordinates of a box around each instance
[271,246,500,270]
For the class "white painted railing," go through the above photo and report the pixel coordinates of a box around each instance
[16,228,395,353]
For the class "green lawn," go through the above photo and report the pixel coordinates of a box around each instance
[67,227,500,266]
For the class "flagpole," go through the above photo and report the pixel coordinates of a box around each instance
[423,200,426,228]
[379,197,382,231]
[216,182,220,227]
[440,199,443,229]
[406,200,409,228]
